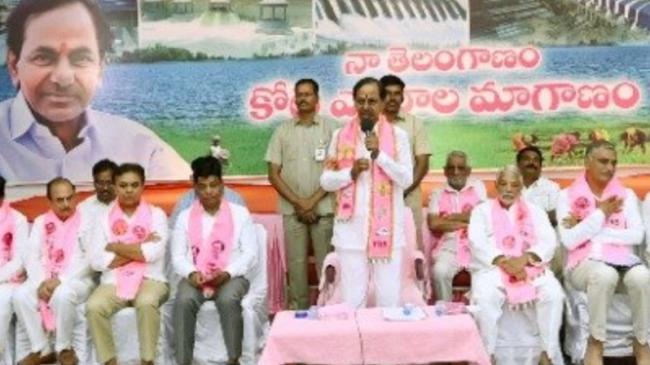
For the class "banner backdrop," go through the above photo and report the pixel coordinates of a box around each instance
[1,0,649,183]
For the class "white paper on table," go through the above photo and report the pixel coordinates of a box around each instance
[382,307,427,321]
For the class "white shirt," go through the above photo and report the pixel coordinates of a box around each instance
[0,207,28,284]
[557,187,643,263]
[427,179,487,253]
[24,211,94,291]
[469,199,557,272]
[0,92,191,183]
[78,195,112,219]
[642,192,650,251]
[320,124,413,251]
[522,176,561,213]
[90,202,169,284]
[172,202,257,280]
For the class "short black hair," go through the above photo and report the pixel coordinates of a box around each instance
[191,155,223,183]
[114,163,145,183]
[516,146,544,163]
[379,74,405,91]
[7,0,113,60]
[352,77,386,100]
[46,177,75,200]
[585,140,616,159]
[92,159,118,179]
[295,79,319,96]
[0,176,5,200]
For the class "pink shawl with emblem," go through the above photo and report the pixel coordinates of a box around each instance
[332,116,396,261]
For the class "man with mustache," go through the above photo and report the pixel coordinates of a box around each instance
[517,146,561,227]
[381,75,431,250]
[427,151,486,300]
[558,141,650,365]
[321,77,412,308]
[0,0,190,182]
[0,175,29,359]
[265,79,337,309]
[78,159,118,218]
[13,177,94,365]
[172,156,257,365]
[469,165,564,365]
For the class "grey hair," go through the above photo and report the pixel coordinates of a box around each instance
[445,150,469,166]
[496,164,523,183]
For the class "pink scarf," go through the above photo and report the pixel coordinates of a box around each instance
[109,202,152,300]
[317,252,343,306]
[491,199,544,307]
[0,202,22,284]
[434,186,481,268]
[188,200,234,297]
[566,174,631,269]
[39,210,82,332]
[334,116,396,261]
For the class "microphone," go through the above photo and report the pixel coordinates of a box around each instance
[361,118,374,137]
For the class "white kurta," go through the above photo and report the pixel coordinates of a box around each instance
[522,176,561,213]
[468,199,565,363]
[320,123,413,308]
[171,202,258,281]
[427,179,487,300]
[0,208,28,355]
[90,202,169,285]
[13,210,95,353]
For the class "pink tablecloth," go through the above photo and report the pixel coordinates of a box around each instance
[357,307,490,365]
[252,214,286,313]
[259,306,490,365]
[258,310,363,365]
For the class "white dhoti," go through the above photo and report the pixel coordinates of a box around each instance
[337,248,403,308]
[471,268,565,364]
[0,283,18,354]
[13,280,94,353]
[432,249,462,301]
[568,259,650,344]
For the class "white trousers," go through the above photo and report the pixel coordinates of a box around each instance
[471,268,565,364]
[13,280,93,353]
[336,248,402,308]
[0,283,17,355]
[432,249,462,301]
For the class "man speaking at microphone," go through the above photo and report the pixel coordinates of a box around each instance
[320,77,413,308]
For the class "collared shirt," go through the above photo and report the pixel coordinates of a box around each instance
[172,202,257,280]
[0,207,28,284]
[168,188,246,228]
[522,176,561,213]
[78,195,112,220]
[320,124,413,251]
[90,201,169,284]
[24,210,94,292]
[468,199,557,272]
[0,92,191,183]
[427,179,487,253]
[393,112,431,208]
[557,187,643,263]
[265,116,338,215]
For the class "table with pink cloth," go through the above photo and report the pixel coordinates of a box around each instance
[259,306,490,365]
[251,214,286,313]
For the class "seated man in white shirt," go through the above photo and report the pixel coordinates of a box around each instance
[428,151,486,301]
[1,0,190,182]
[86,163,169,365]
[78,159,118,218]
[469,165,564,365]
[14,178,94,365]
[320,77,413,308]
[0,176,29,358]
[172,156,257,365]
[558,141,650,365]
[517,146,560,226]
